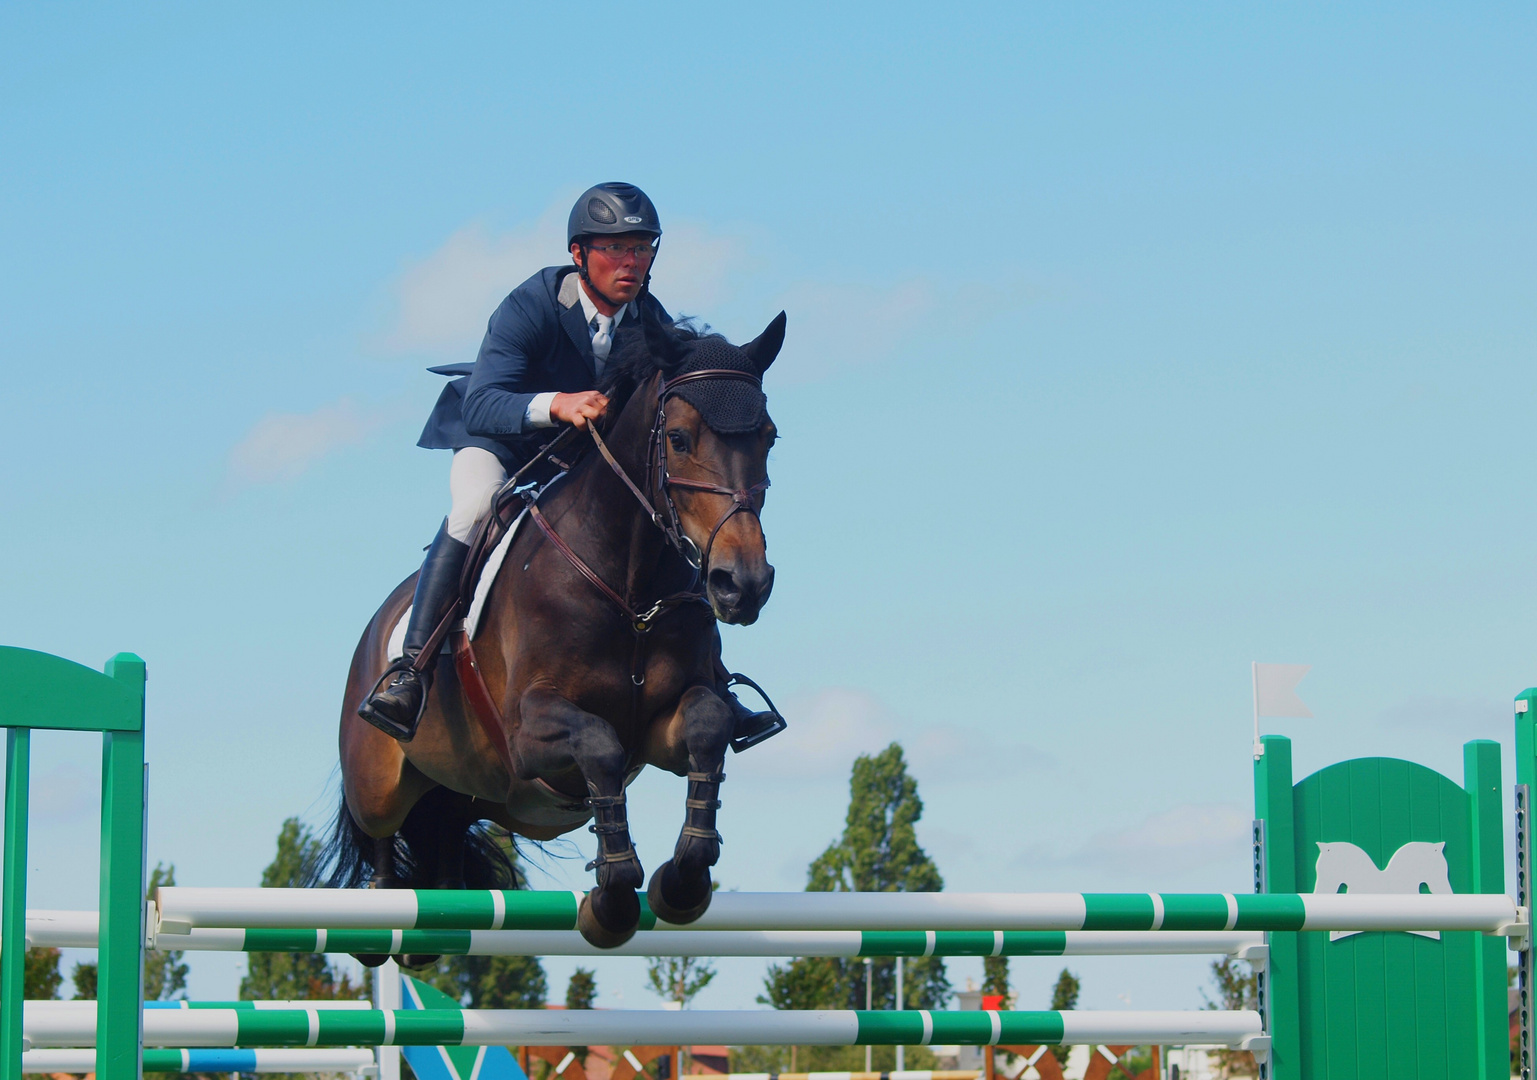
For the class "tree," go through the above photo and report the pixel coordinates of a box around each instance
[646,956,715,1008]
[241,818,367,1001]
[982,955,1009,1000]
[563,968,597,1065]
[565,968,597,1010]
[144,863,189,1000]
[24,948,62,1000]
[1048,968,1080,1067]
[758,743,950,1072]
[420,954,547,1009]
[71,961,97,1000]
[1202,957,1258,1077]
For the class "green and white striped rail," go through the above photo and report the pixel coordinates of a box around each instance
[19,908,1267,958]
[21,1048,375,1074]
[22,1005,1266,1051]
[153,887,1521,935]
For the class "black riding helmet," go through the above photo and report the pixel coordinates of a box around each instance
[568,183,662,308]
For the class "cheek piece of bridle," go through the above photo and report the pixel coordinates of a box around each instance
[524,367,770,636]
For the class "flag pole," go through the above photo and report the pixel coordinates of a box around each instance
[1251,661,1263,760]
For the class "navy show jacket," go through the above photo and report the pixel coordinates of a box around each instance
[418,265,670,474]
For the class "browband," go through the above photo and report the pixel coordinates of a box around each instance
[662,368,762,396]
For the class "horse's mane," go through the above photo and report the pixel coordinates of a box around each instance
[598,306,723,414]
[597,300,770,437]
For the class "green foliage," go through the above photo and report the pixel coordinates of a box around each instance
[565,968,597,1010]
[1048,968,1080,1066]
[982,955,1009,1000]
[24,947,62,1000]
[561,967,597,1064]
[759,743,950,1070]
[759,955,842,1010]
[144,863,189,1000]
[806,743,943,895]
[646,955,716,1008]
[1116,1047,1154,1074]
[418,954,547,1009]
[1202,957,1258,1076]
[71,962,97,1000]
[241,818,368,1001]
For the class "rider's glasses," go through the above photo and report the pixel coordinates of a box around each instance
[588,241,658,261]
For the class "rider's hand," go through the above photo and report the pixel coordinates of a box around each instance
[550,391,609,429]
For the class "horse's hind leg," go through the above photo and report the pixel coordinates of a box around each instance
[647,684,733,925]
[514,689,643,948]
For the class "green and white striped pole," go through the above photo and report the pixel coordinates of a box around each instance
[21,1004,1266,1052]
[154,887,1521,935]
[18,910,1271,958]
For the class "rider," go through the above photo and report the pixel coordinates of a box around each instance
[358,182,786,750]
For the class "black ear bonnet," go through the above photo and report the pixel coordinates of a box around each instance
[666,337,769,435]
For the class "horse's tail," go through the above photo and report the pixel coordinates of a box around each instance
[309,786,522,890]
[310,787,376,889]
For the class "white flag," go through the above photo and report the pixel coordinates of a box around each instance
[1254,663,1313,718]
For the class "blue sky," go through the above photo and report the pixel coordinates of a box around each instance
[3,4,1535,1013]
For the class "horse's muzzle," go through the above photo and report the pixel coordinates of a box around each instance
[707,562,774,625]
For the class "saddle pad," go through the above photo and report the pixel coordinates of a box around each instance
[386,504,530,661]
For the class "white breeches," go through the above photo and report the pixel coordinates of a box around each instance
[446,447,508,543]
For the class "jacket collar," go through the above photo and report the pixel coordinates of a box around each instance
[557,269,597,376]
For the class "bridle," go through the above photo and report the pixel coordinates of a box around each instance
[646,368,771,574]
[523,366,770,636]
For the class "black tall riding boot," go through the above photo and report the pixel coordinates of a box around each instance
[358,522,470,741]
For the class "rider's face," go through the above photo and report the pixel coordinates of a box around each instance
[572,232,657,306]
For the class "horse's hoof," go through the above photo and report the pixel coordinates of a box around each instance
[578,888,640,948]
[395,953,441,970]
[647,860,713,925]
[354,953,389,968]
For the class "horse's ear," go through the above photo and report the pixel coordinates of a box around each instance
[742,311,787,374]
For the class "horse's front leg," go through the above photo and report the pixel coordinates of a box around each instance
[646,684,733,925]
[514,688,643,948]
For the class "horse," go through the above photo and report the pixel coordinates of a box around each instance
[326,311,785,949]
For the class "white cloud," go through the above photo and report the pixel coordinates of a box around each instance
[222,396,395,492]
[384,201,744,355]
[743,686,898,778]
[906,723,1054,783]
[1016,802,1251,877]
[767,279,936,385]
[32,764,94,824]
[1377,695,1506,735]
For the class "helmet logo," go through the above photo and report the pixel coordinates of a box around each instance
[623,215,643,224]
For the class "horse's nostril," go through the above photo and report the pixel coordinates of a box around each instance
[708,568,741,602]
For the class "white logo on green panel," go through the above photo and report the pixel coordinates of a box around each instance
[1314,841,1451,941]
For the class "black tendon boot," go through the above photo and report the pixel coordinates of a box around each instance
[358,522,470,741]
[721,671,787,753]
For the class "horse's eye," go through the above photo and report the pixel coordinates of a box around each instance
[668,430,690,454]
